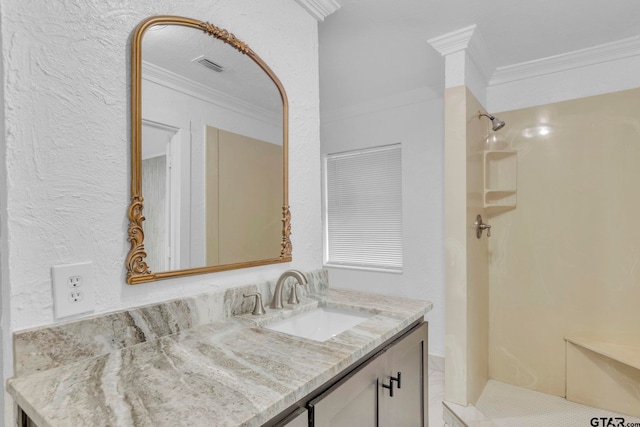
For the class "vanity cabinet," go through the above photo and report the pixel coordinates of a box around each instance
[382,321,428,426]
[16,408,37,427]
[307,322,428,427]
[308,349,384,426]
[277,407,309,426]
[17,322,428,427]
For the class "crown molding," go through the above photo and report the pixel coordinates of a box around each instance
[428,25,494,84]
[295,0,341,21]
[429,27,640,87]
[466,30,494,84]
[428,25,476,57]
[142,61,279,126]
[490,36,640,86]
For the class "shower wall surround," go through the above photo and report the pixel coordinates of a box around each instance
[443,85,490,406]
[488,87,640,397]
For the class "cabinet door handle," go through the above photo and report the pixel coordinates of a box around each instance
[390,371,401,389]
[381,379,394,397]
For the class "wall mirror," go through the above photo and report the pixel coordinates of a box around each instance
[127,16,291,284]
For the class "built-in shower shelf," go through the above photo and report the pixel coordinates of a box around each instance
[484,150,517,216]
[485,204,516,217]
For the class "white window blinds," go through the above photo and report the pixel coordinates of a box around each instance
[324,144,403,271]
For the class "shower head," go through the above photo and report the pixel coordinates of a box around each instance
[478,112,506,131]
[491,117,506,131]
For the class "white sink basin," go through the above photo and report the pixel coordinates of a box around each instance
[265,307,373,342]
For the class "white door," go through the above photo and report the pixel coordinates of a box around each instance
[142,120,181,271]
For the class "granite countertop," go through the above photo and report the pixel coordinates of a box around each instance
[8,287,432,427]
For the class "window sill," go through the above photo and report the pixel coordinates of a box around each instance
[323,263,403,274]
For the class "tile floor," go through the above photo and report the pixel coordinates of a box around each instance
[428,368,446,427]
[440,379,640,427]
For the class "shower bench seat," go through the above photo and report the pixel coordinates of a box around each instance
[564,336,640,418]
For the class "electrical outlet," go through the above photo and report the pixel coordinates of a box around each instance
[68,276,81,288]
[52,262,95,319]
[68,290,83,302]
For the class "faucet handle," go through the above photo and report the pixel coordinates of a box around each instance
[243,293,266,315]
[287,272,309,305]
[287,283,300,305]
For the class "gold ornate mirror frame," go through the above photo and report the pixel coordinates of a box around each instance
[126,15,291,284]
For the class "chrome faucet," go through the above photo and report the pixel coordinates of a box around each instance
[270,270,308,309]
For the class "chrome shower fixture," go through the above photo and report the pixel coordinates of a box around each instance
[478,111,506,131]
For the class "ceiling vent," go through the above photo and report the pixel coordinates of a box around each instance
[194,56,225,73]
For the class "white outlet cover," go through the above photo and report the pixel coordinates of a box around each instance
[52,262,95,319]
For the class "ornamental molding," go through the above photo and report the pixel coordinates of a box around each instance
[142,61,280,126]
[490,35,640,86]
[295,0,341,21]
[428,25,476,57]
[428,25,494,84]
[198,21,252,55]
[429,27,640,87]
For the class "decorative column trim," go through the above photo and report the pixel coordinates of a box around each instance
[295,0,341,21]
[428,25,476,57]
[428,24,494,84]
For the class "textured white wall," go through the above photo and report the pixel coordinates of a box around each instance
[0,1,7,420]
[0,0,321,420]
[320,93,445,358]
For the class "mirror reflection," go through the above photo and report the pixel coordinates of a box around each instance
[127,16,290,284]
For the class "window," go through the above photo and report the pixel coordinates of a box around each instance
[324,144,403,272]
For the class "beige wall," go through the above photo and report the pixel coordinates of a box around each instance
[465,89,490,404]
[206,126,283,266]
[444,86,490,405]
[488,87,640,396]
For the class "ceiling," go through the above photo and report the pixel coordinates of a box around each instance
[319,0,640,113]
[142,23,281,113]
